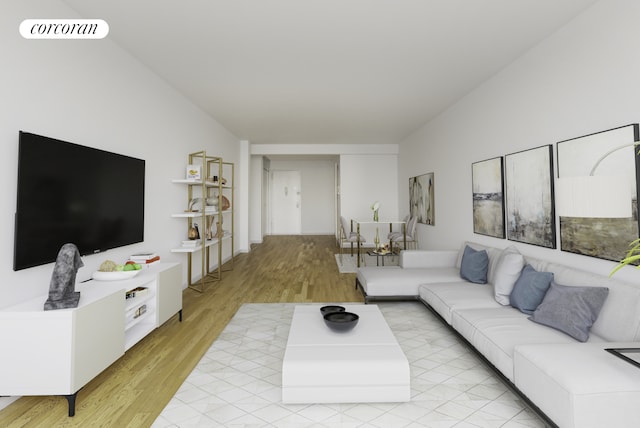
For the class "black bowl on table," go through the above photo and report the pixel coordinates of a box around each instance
[323,311,359,332]
[320,305,345,316]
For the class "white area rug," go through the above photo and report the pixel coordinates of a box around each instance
[334,254,358,273]
[153,302,545,427]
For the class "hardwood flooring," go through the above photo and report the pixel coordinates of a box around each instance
[0,235,361,428]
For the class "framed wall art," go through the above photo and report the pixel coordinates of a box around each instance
[409,172,434,225]
[472,157,505,239]
[557,124,640,261]
[505,145,556,248]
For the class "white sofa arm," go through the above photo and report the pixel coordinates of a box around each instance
[399,250,459,269]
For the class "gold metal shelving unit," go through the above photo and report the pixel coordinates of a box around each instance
[171,151,234,292]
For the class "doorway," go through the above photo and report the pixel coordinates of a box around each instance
[270,170,301,234]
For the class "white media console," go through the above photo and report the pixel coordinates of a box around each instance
[0,262,182,416]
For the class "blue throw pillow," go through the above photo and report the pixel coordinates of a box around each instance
[460,245,488,284]
[509,264,553,314]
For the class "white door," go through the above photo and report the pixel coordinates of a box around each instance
[271,170,301,234]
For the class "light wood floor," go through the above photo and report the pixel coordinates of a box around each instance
[0,235,362,428]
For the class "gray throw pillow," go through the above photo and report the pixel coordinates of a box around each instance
[509,264,553,314]
[529,282,609,342]
[460,245,488,284]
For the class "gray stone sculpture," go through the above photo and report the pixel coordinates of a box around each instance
[44,243,83,311]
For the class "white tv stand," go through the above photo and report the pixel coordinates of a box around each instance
[0,262,182,416]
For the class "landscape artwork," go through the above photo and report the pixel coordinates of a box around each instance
[505,145,556,248]
[557,124,640,262]
[409,173,435,225]
[472,157,505,238]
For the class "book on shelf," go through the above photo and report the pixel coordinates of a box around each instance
[129,252,158,261]
[141,259,160,268]
[133,304,147,319]
[129,254,160,263]
[125,286,149,300]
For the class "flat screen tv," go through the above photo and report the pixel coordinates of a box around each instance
[14,131,145,271]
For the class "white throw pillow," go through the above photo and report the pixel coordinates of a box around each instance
[493,245,525,305]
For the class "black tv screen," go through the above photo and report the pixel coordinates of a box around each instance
[14,131,145,271]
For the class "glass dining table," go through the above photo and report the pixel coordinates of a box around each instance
[355,220,407,267]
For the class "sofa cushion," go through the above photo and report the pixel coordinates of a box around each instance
[514,342,640,428]
[460,245,488,284]
[451,308,576,382]
[451,307,597,381]
[357,266,460,297]
[509,264,553,314]
[529,282,609,342]
[418,282,500,325]
[492,246,525,305]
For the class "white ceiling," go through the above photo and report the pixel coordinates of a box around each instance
[63,0,598,145]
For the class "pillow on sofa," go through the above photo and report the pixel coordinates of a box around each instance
[460,245,488,284]
[493,246,525,305]
[529,281,609,342]
[510,264,553,314]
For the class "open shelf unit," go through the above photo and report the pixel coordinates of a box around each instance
[171,151,234,292]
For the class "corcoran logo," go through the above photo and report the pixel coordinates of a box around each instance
[20,19,109,39]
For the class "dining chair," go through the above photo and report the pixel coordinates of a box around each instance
[391,215,418,251]
[339,216,366,265]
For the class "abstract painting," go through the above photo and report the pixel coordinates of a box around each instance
[409,173,434,225]
[505,145,555,248]
[472,157,505,238]
[557,124,640,261]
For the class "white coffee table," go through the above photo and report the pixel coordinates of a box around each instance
[282,304,410,403]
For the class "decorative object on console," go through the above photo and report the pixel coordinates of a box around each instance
[44,243,83,310]
[505,145,556,249]
[409,173,435,225]
[472,157,505,239]
[556,123,639,262]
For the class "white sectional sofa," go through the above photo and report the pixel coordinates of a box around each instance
[355,241,640,428]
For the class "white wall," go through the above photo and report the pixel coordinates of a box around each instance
[397,0,640,283]
[340,154,399,243]
[249,155,264,243]
[250,144,400,242]
[1,1,240,307]
[268,158,337,234]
